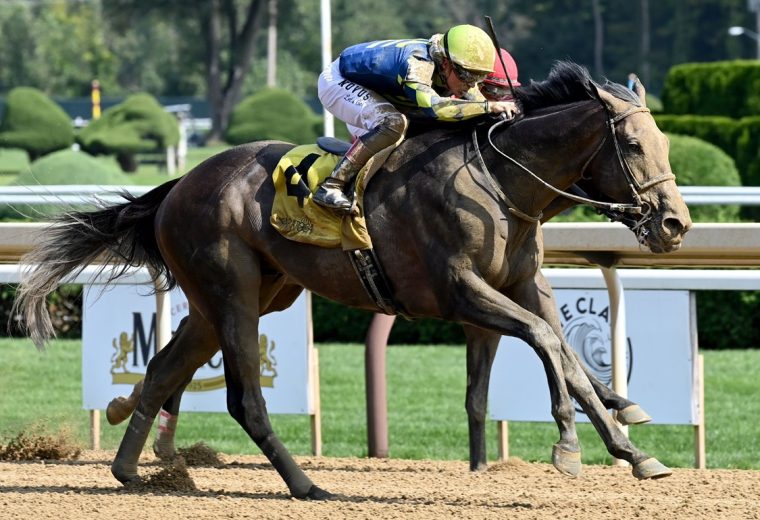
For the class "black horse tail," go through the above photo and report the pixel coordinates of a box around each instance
[12,179,181,349]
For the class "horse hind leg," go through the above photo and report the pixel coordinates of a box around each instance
[112,283,307,463]
[106,379,144,426]
[463,325,499,472]
[150,283,305,462]
[187,245,328,500]
[111,312,218,484]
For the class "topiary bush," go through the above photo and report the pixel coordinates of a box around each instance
[662,60,760,118]
[666,133,742,223]
[0,87,75,162]
[656,114,760,193]
[225,88,322,145]
[0,149,131,220]
[736,116,760,189]
[654,115,738,159]
[0,148,30,175]
[78,93,179,172]
[0,283,81,339]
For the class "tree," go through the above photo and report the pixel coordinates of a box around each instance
[104,0,267,142]
[0,1,116,97]
[590,0,604,77]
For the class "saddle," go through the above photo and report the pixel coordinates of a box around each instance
[270,137,372,250]
[270,137,402,314]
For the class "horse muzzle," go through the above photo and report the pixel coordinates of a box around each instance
[642,211,692,253]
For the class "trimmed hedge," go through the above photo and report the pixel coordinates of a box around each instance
[0,150,130,220]
[655,114,760,187]
[312,296,465,344]
[225,88,322,145]
[0,87,75,161]
[78,93,179,172]
[0,284,81,339]
[16,149,129,185]
[666,133,741,222]
[662,60,760,118]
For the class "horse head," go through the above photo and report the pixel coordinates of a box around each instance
[496,62,691,253]
[582,78,692,253]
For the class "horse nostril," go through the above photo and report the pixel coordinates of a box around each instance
[662,216,688,238]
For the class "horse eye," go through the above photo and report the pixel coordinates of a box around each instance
[627,140,641,150]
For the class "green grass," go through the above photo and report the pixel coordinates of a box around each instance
[0,339,758,469]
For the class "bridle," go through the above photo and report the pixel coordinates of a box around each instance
[474,97,676,243]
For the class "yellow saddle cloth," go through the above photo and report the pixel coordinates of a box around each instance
[270,144,372,250]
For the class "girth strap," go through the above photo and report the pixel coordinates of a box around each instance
[347,248,406,316]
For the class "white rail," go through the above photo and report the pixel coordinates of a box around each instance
[0,185,153,205]
[0,185,756,206]
[677,186,760,205]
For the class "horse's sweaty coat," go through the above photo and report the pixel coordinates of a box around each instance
[13,62,691,499]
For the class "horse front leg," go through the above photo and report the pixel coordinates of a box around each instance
[516,272,652,424]
[463,325,499,472]
[451,273,581,477]
[557,346,671,478]
[512,272,670,479]
[575,352,652,425]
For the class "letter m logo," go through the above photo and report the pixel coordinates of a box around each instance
[132,312,156,367]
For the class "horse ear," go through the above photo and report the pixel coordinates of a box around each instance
[630,74,647,108]
[593,84,621,112]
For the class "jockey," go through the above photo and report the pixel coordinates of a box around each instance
[480,48,521,101]
[313,24,519,214]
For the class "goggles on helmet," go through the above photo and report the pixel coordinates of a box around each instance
[451,64,489,86]
[479,82,514,101]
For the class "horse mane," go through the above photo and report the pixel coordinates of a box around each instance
[515,61,642,114]
[405,61,641,138]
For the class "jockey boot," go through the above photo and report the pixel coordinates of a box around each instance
[312,139,371,214]
[313,117,408,214]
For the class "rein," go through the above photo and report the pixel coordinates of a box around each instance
[474,101,676,237]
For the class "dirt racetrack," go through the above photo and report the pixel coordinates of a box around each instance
[1,450,759,520]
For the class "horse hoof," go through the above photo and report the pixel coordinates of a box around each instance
[299,485,332,500]
[105,380,143,425]
[632,458,672,480]
[105,397,133,425]
[121,476,145,490]
[111,461,140,485]
[552,444,582,477]
[153,440,176,461]
[617,405,652,425]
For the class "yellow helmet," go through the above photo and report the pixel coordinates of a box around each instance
[443,24,495,74]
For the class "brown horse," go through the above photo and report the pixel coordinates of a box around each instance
[14,62,691,499]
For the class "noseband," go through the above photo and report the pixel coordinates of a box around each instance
[476,99,676,242]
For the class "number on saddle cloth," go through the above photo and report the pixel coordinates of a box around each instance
[270,141,372,250]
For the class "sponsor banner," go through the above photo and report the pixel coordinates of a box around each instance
[489,290,697,425]
[82,285,311,414]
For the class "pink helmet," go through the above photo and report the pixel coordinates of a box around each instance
[483,49,520,87]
